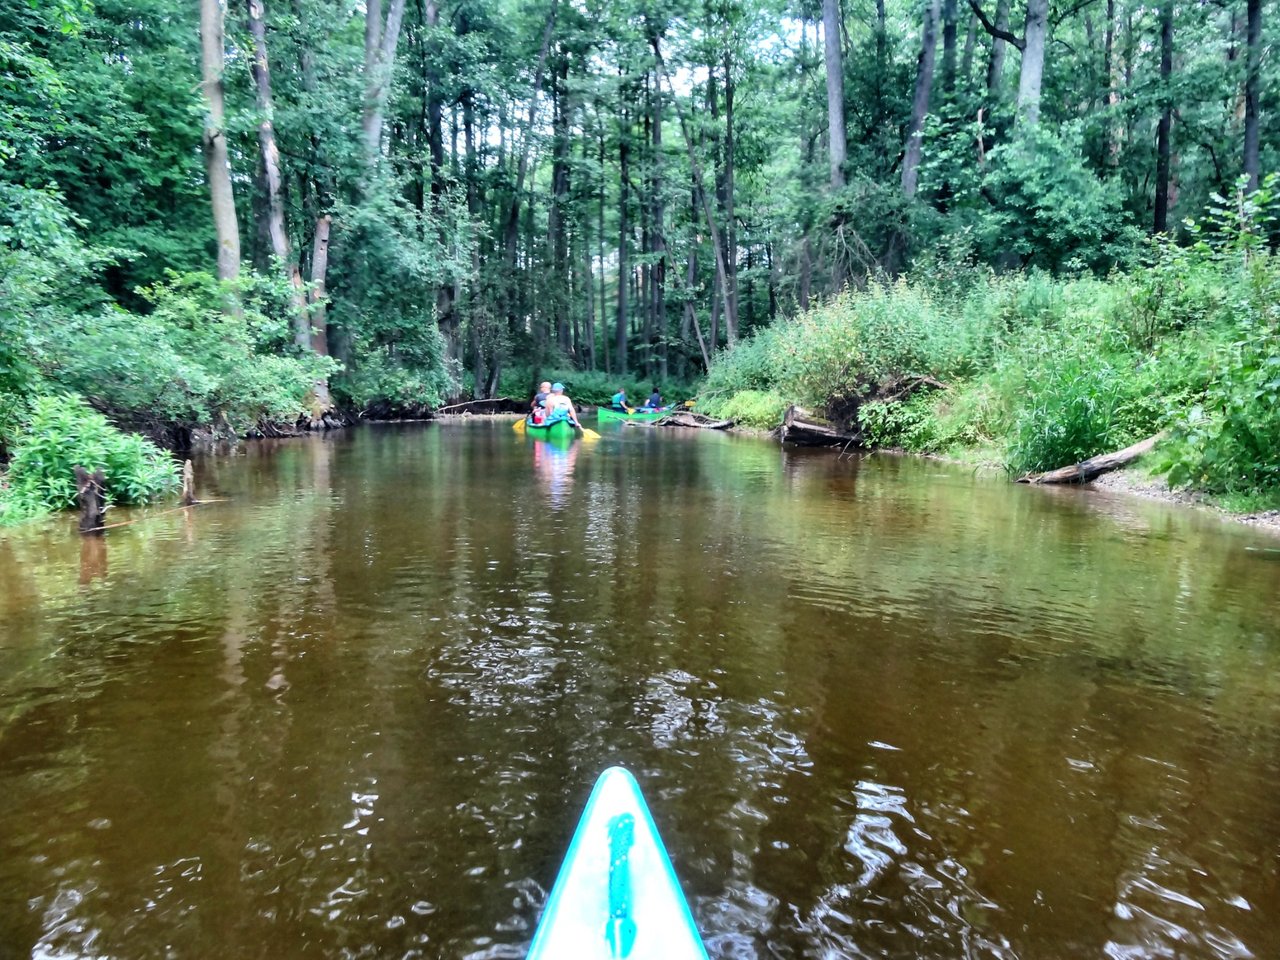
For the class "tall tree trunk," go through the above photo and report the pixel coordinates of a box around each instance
[550,52,571,356]
[652,69,667,381]
[985,0,1012,97]
[1243,0,1261,190]
[902,0,942,198]
[423,0,458,369]
[1017,0,1049,124]
[961,6,977,87]
[616,111,630,375]
[246,0,308,346]
[942,0,959,95]
[653,40,736,344]
[584,229,596,370]
[199,0,240,281]
[309,215,331,356]
[641,78,653,376]
[1154,0,1174,232]
[362,0,409,163]
[1104,0,1118,165]
[462,85,487,396]
[502,0,559,324]
[598,107,609,375]
[822,0,847,188]
[723,49,738,342]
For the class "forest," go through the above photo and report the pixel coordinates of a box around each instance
[0,0,1277,520]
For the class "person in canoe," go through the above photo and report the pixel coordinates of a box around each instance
[643,386,665,411]
[530,380,552,424]
[544,382,583,428]
[609,388,631,413]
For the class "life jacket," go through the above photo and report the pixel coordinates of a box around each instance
[546,394,571,421]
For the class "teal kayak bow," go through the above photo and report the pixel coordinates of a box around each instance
[526,767,709,960]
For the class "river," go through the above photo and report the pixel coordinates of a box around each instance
[1,421,1278,959]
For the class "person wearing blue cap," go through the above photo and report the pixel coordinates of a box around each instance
[544,381,582,429]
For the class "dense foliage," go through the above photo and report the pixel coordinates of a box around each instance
[0,394,179,524]
[1,0,1277,514]
[700,181,1280,500]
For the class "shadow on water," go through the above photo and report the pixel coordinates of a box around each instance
[1,421,1278,959]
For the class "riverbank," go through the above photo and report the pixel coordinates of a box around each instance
[697,212,1280,521]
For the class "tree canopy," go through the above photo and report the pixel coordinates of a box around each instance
[0,0,1275,419]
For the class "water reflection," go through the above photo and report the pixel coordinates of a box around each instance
[78,535,108,586]
[1,423,1278,959]
[529,437,579,509]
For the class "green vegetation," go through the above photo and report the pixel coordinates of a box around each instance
[700,182,1280,501]
[0,395,179,525]
[2,0,1277,518]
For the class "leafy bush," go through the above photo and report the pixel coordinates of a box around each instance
[975,123,1141,272]
[41,271,337,431]
[699,389,788,429]
[1150,177,1280,495]
[1,394,179,523]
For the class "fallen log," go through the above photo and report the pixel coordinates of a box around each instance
[436,397,525,415]
[1017,432,1163,484]
[654,411,734,430]
[778,405,857,447]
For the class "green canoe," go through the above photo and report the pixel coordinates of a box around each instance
[597,407,666,423]
[523,417,579,439]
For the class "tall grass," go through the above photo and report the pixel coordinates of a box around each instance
[697,180,1280,496]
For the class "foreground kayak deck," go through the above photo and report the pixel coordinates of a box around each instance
[527,767,709,960]
[597,407,665,423]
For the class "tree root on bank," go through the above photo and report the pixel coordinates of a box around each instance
[776,405,855,446]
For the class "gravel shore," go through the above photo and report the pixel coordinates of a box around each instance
[1088,466,1280,534]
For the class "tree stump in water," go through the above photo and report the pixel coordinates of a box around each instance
[75,466,106,534]
[778,405,856,446]
[181,460,197,506]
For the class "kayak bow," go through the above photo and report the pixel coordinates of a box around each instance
[526,767,708,960]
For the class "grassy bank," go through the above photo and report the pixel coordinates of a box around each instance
[697,185,1280,510]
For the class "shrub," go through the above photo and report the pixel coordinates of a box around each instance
[1,394,179,523]
[39,270,337,430]
[700,389,788,429]
[1158,324,1280,494]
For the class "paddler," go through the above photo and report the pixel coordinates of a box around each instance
[530,380,551,424]
[544,382,582,428]
[609,388,631,413]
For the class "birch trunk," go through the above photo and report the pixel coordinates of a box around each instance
[902,0,942,198]
[1016,0,1049,124]
[246,0,308,345]
[199,0,240,281]
[822,0,847,188]
[362,0,408,163]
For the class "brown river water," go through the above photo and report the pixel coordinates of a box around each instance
[1,420,1278,959]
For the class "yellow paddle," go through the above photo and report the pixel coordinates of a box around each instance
[512,416,527,432]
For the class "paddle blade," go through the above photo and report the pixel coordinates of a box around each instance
[513,417,527,432]
[581,428,601,441]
